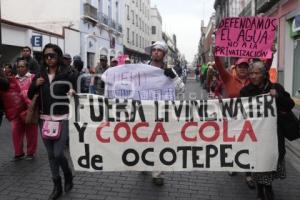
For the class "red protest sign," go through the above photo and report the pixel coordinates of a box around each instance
[215,17,278,59]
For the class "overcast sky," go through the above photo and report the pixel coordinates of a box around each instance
[151,0,215,63]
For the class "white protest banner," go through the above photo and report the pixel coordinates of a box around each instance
[101,64,176,100]
[215,17,278,59]
[69,94,278,172]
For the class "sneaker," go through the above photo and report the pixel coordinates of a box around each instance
[25,155,35,161]
[11,154,25,162]
[152,177,164,186]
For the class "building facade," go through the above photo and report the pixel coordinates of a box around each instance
[2,0,124,67]
[0,19,75,66]
[236,0,300,96]
[150,6,163,44]
[123,0,152,63]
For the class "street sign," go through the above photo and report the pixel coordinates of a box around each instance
[31,35,43,47]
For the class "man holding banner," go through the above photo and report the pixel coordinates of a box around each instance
[144,41,185,186]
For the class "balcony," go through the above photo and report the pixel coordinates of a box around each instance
[117,24,123,33]
[83,3,98,24]
[256,0,280,14]
[109,19,117,29]
[98,12,109,26]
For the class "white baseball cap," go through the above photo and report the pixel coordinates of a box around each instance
[145,41,168,55]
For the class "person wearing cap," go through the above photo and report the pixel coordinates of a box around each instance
[214,55,256,189]
[110,58,118,67]
[63,54,72,67]
[144,41,185,186]
[214,56,250,98]
[145,41,185,95]
[73,55,82,62]
[95,55,109,95]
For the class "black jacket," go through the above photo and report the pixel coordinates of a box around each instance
[28,66,77,115]
[240,81,295,162]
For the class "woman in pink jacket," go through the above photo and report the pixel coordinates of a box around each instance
[0,64,29,161]
[15,59,38,160]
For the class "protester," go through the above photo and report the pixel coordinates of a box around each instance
[14,46,40,75]
[200,63,208,86]
[89,67,97,94]
[209,71,223,99]
[144,40,185,186]
[214,56,255,188]
[73,59,89,93]
[15,59,38,160]
[206,62,215,92]
[0,64,29,161]
[63,54,73,70]
[28,43,76,200]
[95,55,109,95]
[214,57,250,98]
[0,67,10,126]
[110,58,118,67]
[240,60,295,200]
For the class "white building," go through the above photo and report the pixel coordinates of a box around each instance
[123,0,152,63]
[2,0,124,67]
[150,6,163,44]
[0,19,78,66]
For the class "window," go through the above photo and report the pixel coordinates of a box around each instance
[152,26,156,34]
[126,5,130,20]
[136,33,138,47]
[87,52,95,69]
[136,15,138,27]
[132,31,135,45]
[132,11,134,24]
[140,0,142,11]
[127,28,130,42]
[139,36,142,48]
[116,2,119,24]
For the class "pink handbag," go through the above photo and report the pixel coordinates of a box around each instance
[42,120,62,140]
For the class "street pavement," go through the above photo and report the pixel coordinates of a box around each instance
[0,79,300,200]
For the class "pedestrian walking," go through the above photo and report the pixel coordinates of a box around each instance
[14,46,40,75]
[15,59,38,160]
[240,60,295,200]
[0,64,28,161]
[73,59,89,93]
[0,67,10,126]
[95,55,109,95]
[214,56,255,189]
[28,43,76,200]
[144,41,185,186]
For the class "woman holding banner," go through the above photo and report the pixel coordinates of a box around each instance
[240,61,295,200]
[28,43,76,200]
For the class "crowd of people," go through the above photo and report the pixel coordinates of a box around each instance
[0,40,296,200]
[193,46,294,200]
